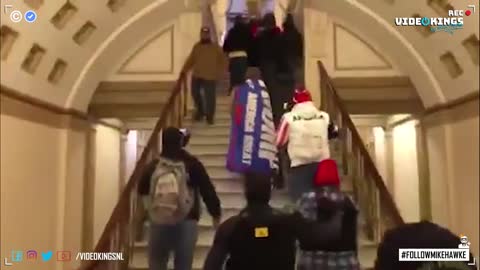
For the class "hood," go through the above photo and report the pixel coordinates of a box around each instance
[244,172,271,205]
[314,159,340,187]
[161,127,183,160]
[291,101,320,118]
[263,13,276,29]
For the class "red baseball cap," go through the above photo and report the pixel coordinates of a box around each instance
[292,88,312,104]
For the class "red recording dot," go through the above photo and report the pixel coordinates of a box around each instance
[465,10,471,16]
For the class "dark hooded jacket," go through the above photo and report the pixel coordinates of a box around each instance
[138,127,221,221]
[203,172,342,270]
[223,18,252,54]
[281,14,303,61]
[256,14,283,62]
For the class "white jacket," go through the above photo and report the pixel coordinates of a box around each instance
[276,101,331,167]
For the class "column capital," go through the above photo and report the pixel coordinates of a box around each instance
[384,129,393,138]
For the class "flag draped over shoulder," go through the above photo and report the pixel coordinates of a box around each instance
[226,79,279,174]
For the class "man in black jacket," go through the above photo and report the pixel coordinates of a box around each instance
[138,127,221,270]
[203,172,341,270]
[281,14,304,85]
[223,15,251,94]
[256,13,294,126]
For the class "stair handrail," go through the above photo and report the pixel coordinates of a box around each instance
[79,67,189,270]
[205,1,220,44]
[317,61,404,242]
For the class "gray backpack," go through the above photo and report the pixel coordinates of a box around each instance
[148,157,194,224]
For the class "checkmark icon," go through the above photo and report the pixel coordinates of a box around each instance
[24,10,37,23]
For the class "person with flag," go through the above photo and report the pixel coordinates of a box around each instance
[226,67,278,177]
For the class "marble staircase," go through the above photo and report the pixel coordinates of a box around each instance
[129,93,377,270]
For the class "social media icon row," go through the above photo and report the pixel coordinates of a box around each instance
[9,250,70,262]
[10,10,37,23]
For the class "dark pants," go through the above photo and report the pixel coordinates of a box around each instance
[191,77,216,121]
[259,61,295,127]
[148,220,198,270]
[288,162,320,203]
[229,56,248,91]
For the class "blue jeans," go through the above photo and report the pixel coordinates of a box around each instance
[287,162,320,203]
[148,220,198,270]
[191,77,216,121]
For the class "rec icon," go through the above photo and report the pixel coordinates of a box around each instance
[57,251,71,261]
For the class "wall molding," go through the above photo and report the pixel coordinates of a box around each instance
[0,85,122,131]
[333,23,392,71]
[117,26,175,75]
[388,91,480,128]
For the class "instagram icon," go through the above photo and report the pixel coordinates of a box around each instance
[26,250,37,260]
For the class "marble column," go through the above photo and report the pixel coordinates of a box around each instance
[302,4,329,106]
[384,128,395,196]
[119,131,128,195]
[415,120,432,221]
[81,125,97,252]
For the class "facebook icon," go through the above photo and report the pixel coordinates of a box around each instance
[11,251,22,262]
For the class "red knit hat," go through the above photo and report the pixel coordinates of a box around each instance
[292,88,312,104]
[314,159,340,187]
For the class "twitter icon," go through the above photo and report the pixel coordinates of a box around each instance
[41,251,53,261]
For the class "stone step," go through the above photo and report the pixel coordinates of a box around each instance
[190,145,342,158]
[206,165,352,189]
[216,103,231,113]
[206,166,241,179]
[198,206,245,227]
[189,127,230,137]
[185,110,231,121]
[215,95,232,105]
[184,117,231,127]
[209,174,353,198]
[196,155,227,167]
[189,135,230,146]
[189,143,343,158]
[197,155,230,167]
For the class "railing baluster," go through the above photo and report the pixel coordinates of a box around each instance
[317,62,404,245]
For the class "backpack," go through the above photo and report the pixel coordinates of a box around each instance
[147,157,194,224]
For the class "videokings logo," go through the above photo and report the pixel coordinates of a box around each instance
[394,5,476,35]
